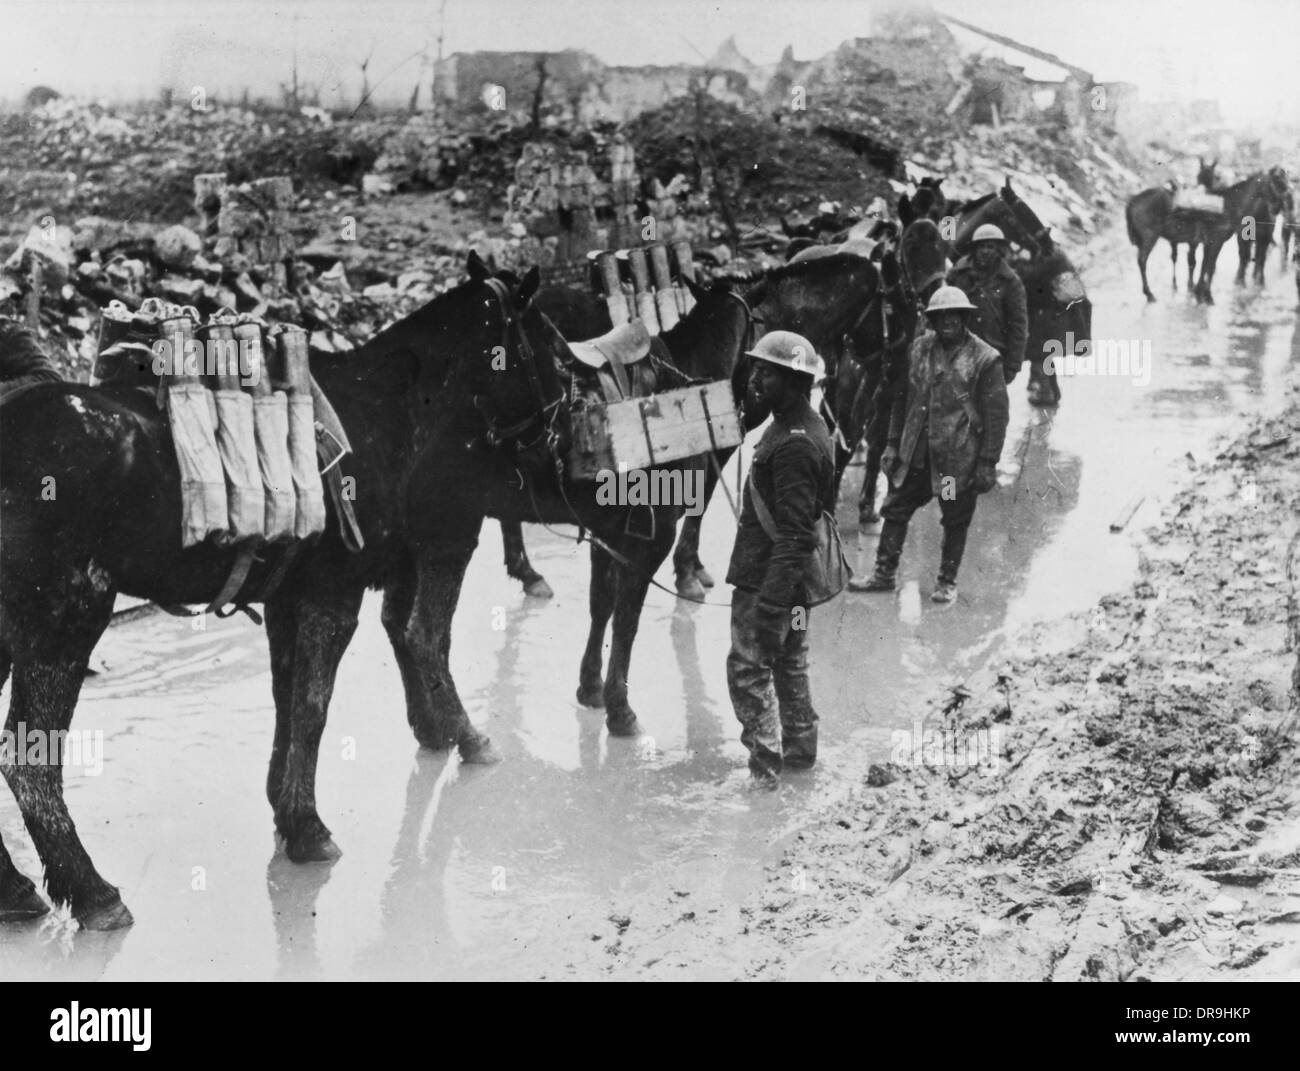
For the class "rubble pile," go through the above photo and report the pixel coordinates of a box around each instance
[0,172,463,377]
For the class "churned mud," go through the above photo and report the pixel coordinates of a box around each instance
[595,371,1300,981]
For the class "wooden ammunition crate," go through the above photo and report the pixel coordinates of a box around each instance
[567,380,743,480]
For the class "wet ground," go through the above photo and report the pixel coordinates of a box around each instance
[2,237,1297,980]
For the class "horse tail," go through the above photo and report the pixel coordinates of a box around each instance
[1125,201,1140,248]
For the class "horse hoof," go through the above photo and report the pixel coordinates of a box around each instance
[576,682,605,708]
[606,714,642,737]
[0,887,50,923]
[694,566,715,589]
[286,836,342,865]
[858,510,880,528]
[78,896,134,931]
[676,575,706,601]
[459,733,503,765]
[523,577,554,599]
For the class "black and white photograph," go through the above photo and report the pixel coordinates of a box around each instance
[0,0,1297,1008]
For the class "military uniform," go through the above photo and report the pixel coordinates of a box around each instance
[947,255,1029,384]
[725,394,835,779]
[877,327,1009,587]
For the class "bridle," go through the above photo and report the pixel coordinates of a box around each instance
[472,276,565,459]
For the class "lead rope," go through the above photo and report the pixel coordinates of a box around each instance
[521,466,731,607]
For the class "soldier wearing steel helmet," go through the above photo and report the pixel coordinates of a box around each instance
[947,223,1029,384]
[849,286,1009,603]
[725,330,834,784]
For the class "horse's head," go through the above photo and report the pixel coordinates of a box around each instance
[953,192,1039,259]
[898,218,949,307]
[1197,157,1219,190]
[426,252,569,461]
[911,178,947,223]
[673,274,764,428]
[1000,178,1053,251]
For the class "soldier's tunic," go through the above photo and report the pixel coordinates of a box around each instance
[725,393,835,779]
[948,255,1029,383]
[883,327,1009,531]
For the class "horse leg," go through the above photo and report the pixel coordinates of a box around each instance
[380,547,446,751]
[1255,233,1270,286]
[500,520,552,599]
[1,564,125,928]
[1170,240,1179,291]
[407,536,499,764]
[673,457,723,596]
[577,542,617,709]
[672,512,707,600]
[859,424,885,525]
[268,575,362,863]
[691,459,722,588]
[0,637,48,920]
[1137,235,1157,301]
[0,835,47,922]
[1187,244,1197,292]
[265,592,297,815]
[1236,235,1250,284]
[603,520,677,735]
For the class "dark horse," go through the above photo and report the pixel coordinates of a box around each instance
[668,252,898,593]
[1197,158,1291,289]
[396,273,755,734]
[1124,178,1222,302]
[0,255,554,928]
[491,277,756,603]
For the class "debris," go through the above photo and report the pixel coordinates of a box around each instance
[1109,496,1144,533]
[153,224,202,269]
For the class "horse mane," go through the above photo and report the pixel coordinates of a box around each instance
[0,318,62,385]
[958,191,997,213]
[751,252,876,289]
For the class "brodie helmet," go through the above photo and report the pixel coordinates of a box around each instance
[746,330,826,381]
[971,223,1007,245]
[924,285,977,315]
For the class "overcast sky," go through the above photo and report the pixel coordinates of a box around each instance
[1,0,1296,125]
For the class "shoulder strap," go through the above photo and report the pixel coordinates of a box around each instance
[748,477,779,540]
[748,419,838,537]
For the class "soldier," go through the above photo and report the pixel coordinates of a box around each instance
[947,223,1028,385]
[848,286,1009,603]
[725,331,835,785]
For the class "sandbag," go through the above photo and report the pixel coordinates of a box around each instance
[253,392,296,541]
[167,383,228,547]
[212,389,265,541]
[288,392,326,538]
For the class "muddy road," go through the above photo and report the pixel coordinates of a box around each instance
[1,234,1296,980]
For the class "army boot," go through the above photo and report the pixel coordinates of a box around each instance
[849,518,907,592]
[932,525,969,603]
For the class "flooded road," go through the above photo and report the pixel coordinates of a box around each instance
[2,241,1297,980]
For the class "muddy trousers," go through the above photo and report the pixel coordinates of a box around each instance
[876,462,978,584]
[726,587,818,778]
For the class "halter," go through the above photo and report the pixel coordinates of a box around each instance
[472,276,565,456]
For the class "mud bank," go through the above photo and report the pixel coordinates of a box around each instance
[604,349,1300,982]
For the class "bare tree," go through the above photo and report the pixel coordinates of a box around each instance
[531,54,549,133]
[357,41,376,115]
